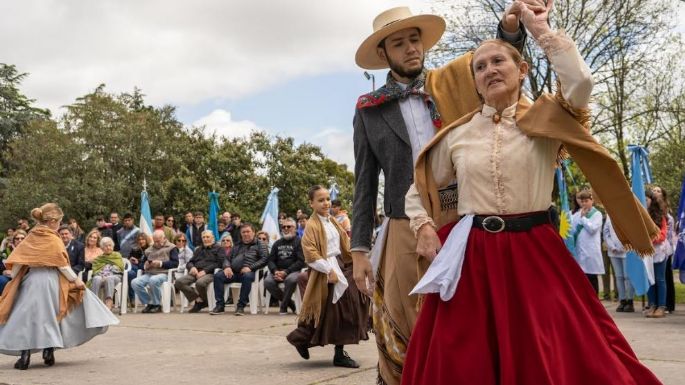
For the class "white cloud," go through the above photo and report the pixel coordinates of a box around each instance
[1,0,425,114]
[310,127,355,170]
[192,109,260,139]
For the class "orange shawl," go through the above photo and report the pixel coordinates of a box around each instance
[413,95,659,266]
[0,225,84,324]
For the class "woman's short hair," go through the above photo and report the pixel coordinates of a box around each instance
[86,229,102,246]
[100,237,114,248]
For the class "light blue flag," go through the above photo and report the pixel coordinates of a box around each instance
[329,183,339,201]
[625,145,652,295]
[672,174,685,282]
[207,191,221,242]
[260,188,281,245]
[139,189,153,236]
[555,165,576,257]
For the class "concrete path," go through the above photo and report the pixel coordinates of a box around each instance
[1,301,683,384]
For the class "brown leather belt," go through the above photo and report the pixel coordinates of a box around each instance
[472,211,551,233]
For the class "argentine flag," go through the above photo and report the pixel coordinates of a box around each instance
[329,183,339,201]
[625,145,653,295]
[139,190,153,236]
[260,188,281,246]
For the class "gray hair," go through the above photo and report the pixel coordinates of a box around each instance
[201,230,215,239]
[100,237,114,248]
[283,217,297,227]
[152,229,166,240]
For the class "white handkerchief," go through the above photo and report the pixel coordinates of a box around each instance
[370,217,390,277]
[328,256,349,303]
[410,215,474,301]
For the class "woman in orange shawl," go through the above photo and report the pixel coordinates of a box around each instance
[0,203,118,370]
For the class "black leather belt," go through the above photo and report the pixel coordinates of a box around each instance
[472,211,551,233]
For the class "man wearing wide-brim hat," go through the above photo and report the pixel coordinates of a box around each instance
[350,4,540,384]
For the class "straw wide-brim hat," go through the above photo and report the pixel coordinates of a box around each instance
[355,6,446,70]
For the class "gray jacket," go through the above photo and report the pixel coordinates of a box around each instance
[351,22,526,251]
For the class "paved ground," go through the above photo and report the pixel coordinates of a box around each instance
[1,301,683,384]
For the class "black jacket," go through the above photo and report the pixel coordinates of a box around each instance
[267,236,305,274]
[226,239,268,272]
[189,224,206,249]
[66,240,85,273]
[186,244,223,274]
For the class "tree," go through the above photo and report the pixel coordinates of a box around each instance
[427,0,683,178]
[0,64,49,179]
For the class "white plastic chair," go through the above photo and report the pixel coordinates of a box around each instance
[262,268,304,314]
[87,259,131,315]
[131,268,175,314]
[179,269,219,313]
[226,266,264,314]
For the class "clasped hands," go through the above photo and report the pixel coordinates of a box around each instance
[502,0,554,40]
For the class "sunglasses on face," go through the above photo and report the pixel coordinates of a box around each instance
[281,225,294,229]
[258,237,268,241]
[14,237,25,241]
[176,239,187,243]
[166,219,174,222]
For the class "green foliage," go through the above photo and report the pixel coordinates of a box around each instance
[0,84,354,230]
[0,63,50,177]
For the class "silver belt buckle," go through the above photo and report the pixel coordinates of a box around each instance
[482,216,505,233]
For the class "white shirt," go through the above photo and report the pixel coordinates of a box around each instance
[396,82,436,165]
[603,216,626,259]
[572,210,605,274]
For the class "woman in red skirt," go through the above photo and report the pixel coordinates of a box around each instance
[401,1,662,384]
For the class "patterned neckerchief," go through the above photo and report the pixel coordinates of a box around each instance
[356,70,442,129]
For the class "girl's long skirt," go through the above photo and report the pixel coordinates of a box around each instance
[287,256,369,348]
[402,222,662,385]
[0,267,119,356]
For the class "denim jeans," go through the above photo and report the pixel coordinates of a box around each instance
[647,260,667,307]
[213,270,255,308]
[128,266,139,301]
[0,275,11,295]
[131,273,168,305]
[610,257,634,300]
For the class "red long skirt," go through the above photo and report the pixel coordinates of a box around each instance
[402,222,662,385]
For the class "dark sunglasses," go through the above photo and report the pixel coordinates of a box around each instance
[281,225,294,229]
[175,239,187,243]
[14,237,25,241]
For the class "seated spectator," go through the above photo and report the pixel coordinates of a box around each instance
[16,218,30,232]
[83,229,103,280]
[127,232,152,303]
[175,230,223,313]
[88,237,125,310]
[219,233,233,256]
[116,213,140,258]
[0,258,10,295]
[0,230,26,295]
[174,233,194,274]
[211,223,268,315]
[264,218,305,314]
[256,230,270,246]
[132,230,179,313]
[59,225,85,275]
[0,227,15,254]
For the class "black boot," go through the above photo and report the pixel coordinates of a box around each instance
[623,300,635,313]
[14,350,30,370]
[616,299,626,312]
[43,347,55,366]
[333,345,359,368]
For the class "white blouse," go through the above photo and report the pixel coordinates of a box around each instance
[405,30,593,235]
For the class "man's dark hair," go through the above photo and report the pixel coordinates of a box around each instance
[153,213,165,219]
[96,215,106,222]
[331,199,342,208]
[123,213,134,220]
[239,222,255,231]
[58,225,73,235]
[232,213,241,219]
[193,211,204,217]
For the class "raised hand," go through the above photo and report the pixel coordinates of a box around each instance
[520,0,554,39]
[502,0,546,33]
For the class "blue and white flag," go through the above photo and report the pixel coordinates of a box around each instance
[207,191,221,242]
[625,145,653,295]
[673,174,685,282]
[329,183,339,201]
[260,188,281,245]
[556,163,576,257]
[139,190,153,236]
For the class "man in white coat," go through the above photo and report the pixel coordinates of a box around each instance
[572,190,605,295]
